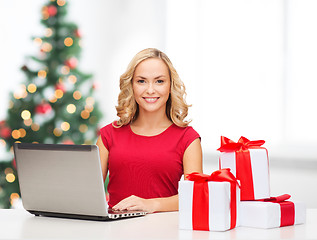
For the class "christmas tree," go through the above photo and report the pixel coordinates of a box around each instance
[0,0,102,208]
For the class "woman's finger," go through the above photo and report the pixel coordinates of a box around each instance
[112,195,138,210]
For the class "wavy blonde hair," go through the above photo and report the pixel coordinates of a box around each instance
[115,48,191,128]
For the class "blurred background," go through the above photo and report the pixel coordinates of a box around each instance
[0,0,316,208]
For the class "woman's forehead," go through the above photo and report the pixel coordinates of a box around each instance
[134,58,170,79]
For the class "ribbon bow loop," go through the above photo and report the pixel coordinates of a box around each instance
[187,172,212,182]
[263,194,291,203]
[217,136,265,152]
[187,169,239,187]
[209,168,240,187]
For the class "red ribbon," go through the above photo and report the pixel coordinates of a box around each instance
[217,136,266,200]
[187,169,240,231]
[217,136,265,152]
[262,194,295,227]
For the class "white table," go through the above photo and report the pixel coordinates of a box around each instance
[0,209,316,239]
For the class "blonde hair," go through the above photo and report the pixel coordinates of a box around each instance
[115,48,191,128]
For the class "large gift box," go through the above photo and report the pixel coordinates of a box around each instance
[218,136,270,200]
[179,169,240,231]
[239,194,306,228]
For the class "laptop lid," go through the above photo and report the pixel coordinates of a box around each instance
[14,143,109,218]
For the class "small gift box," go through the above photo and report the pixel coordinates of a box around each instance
[179,169,240,231]
[218,136,270,200]
[239,194,306,228]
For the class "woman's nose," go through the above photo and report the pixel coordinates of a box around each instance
[146,83,155,94]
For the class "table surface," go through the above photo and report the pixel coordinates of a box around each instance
[0,209,316,239]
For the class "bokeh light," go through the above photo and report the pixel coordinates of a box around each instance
[38,70,47,79]
[73,91,81,100]
[79,124,88,133]
[66,104,76,114]
[24,118,33,126]
[12,130,20,139]
[34,38,42,45]
[31,123,40,132]
[68,75,77,84]
[55,89,64,99]
[45,28,53,37]
[64,37,73,47]
[61,66,70,75]
[81,110,90,119]
[27,83,37,93]
[53,128,63,137]
[6,173,15,183]
[57,0,66,7]
[21,110,31,120]
[61,122,70,131]
[41,42,53,52]
[19,128,26,138]
[86,97,95,105]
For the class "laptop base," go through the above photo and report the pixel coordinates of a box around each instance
[28,209,146,221]
[28,210,111,221]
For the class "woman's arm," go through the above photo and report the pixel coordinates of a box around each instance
[112,138,203,213]
[96,136,109,182]
[183,138,203,179]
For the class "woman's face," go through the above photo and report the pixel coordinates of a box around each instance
[132,58,171,116]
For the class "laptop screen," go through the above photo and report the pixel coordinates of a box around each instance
[14,143,108,217]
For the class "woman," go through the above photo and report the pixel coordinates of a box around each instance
[96,48,202,213]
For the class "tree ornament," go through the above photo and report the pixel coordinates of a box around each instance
[0,121,12,139]
[35,102,52,114]
[64,57,78,69]
[55,83,66,93]
[12,158,17,169]
[62,139,74,145]
[47,5,58,17]
[74,29,82,38]
[93,82,99,90]
[0,127,12,139]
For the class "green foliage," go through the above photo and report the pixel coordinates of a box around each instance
[0,161,19,209]
[0,0,103,208]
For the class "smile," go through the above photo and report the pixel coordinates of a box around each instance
[143,97,159,103]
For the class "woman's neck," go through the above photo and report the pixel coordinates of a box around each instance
[130,111,173,136]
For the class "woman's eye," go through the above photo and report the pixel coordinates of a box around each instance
[156,80,164,83]
[137,80,145,83]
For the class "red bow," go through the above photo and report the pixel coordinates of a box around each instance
[217,136,265,152]
[187,169,239,231]
[263,194,291,203]
[187,169,240,186]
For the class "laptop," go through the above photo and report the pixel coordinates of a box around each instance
[13,142,146,221]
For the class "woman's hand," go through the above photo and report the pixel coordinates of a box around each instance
[112,195,159,213]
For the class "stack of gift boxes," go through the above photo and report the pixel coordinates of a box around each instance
[179,136,306,231]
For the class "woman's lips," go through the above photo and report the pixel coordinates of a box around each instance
[143,97,159,103]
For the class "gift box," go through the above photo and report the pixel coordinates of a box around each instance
[179,169,240,231]
[239,194,306,228]
[218,136,270,200]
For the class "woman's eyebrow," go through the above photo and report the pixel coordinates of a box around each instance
[135,75,166,79]
[154,75,166,79]
[135,75,146,79]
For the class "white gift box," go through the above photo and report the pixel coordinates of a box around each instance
[239,201,306,229]
[178,180,240,232]
[219,148,270,200]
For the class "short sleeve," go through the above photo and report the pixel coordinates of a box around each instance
[99,123,113,151]
[182,126,201,153]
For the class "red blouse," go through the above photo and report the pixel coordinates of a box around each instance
[100,123,200,207]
